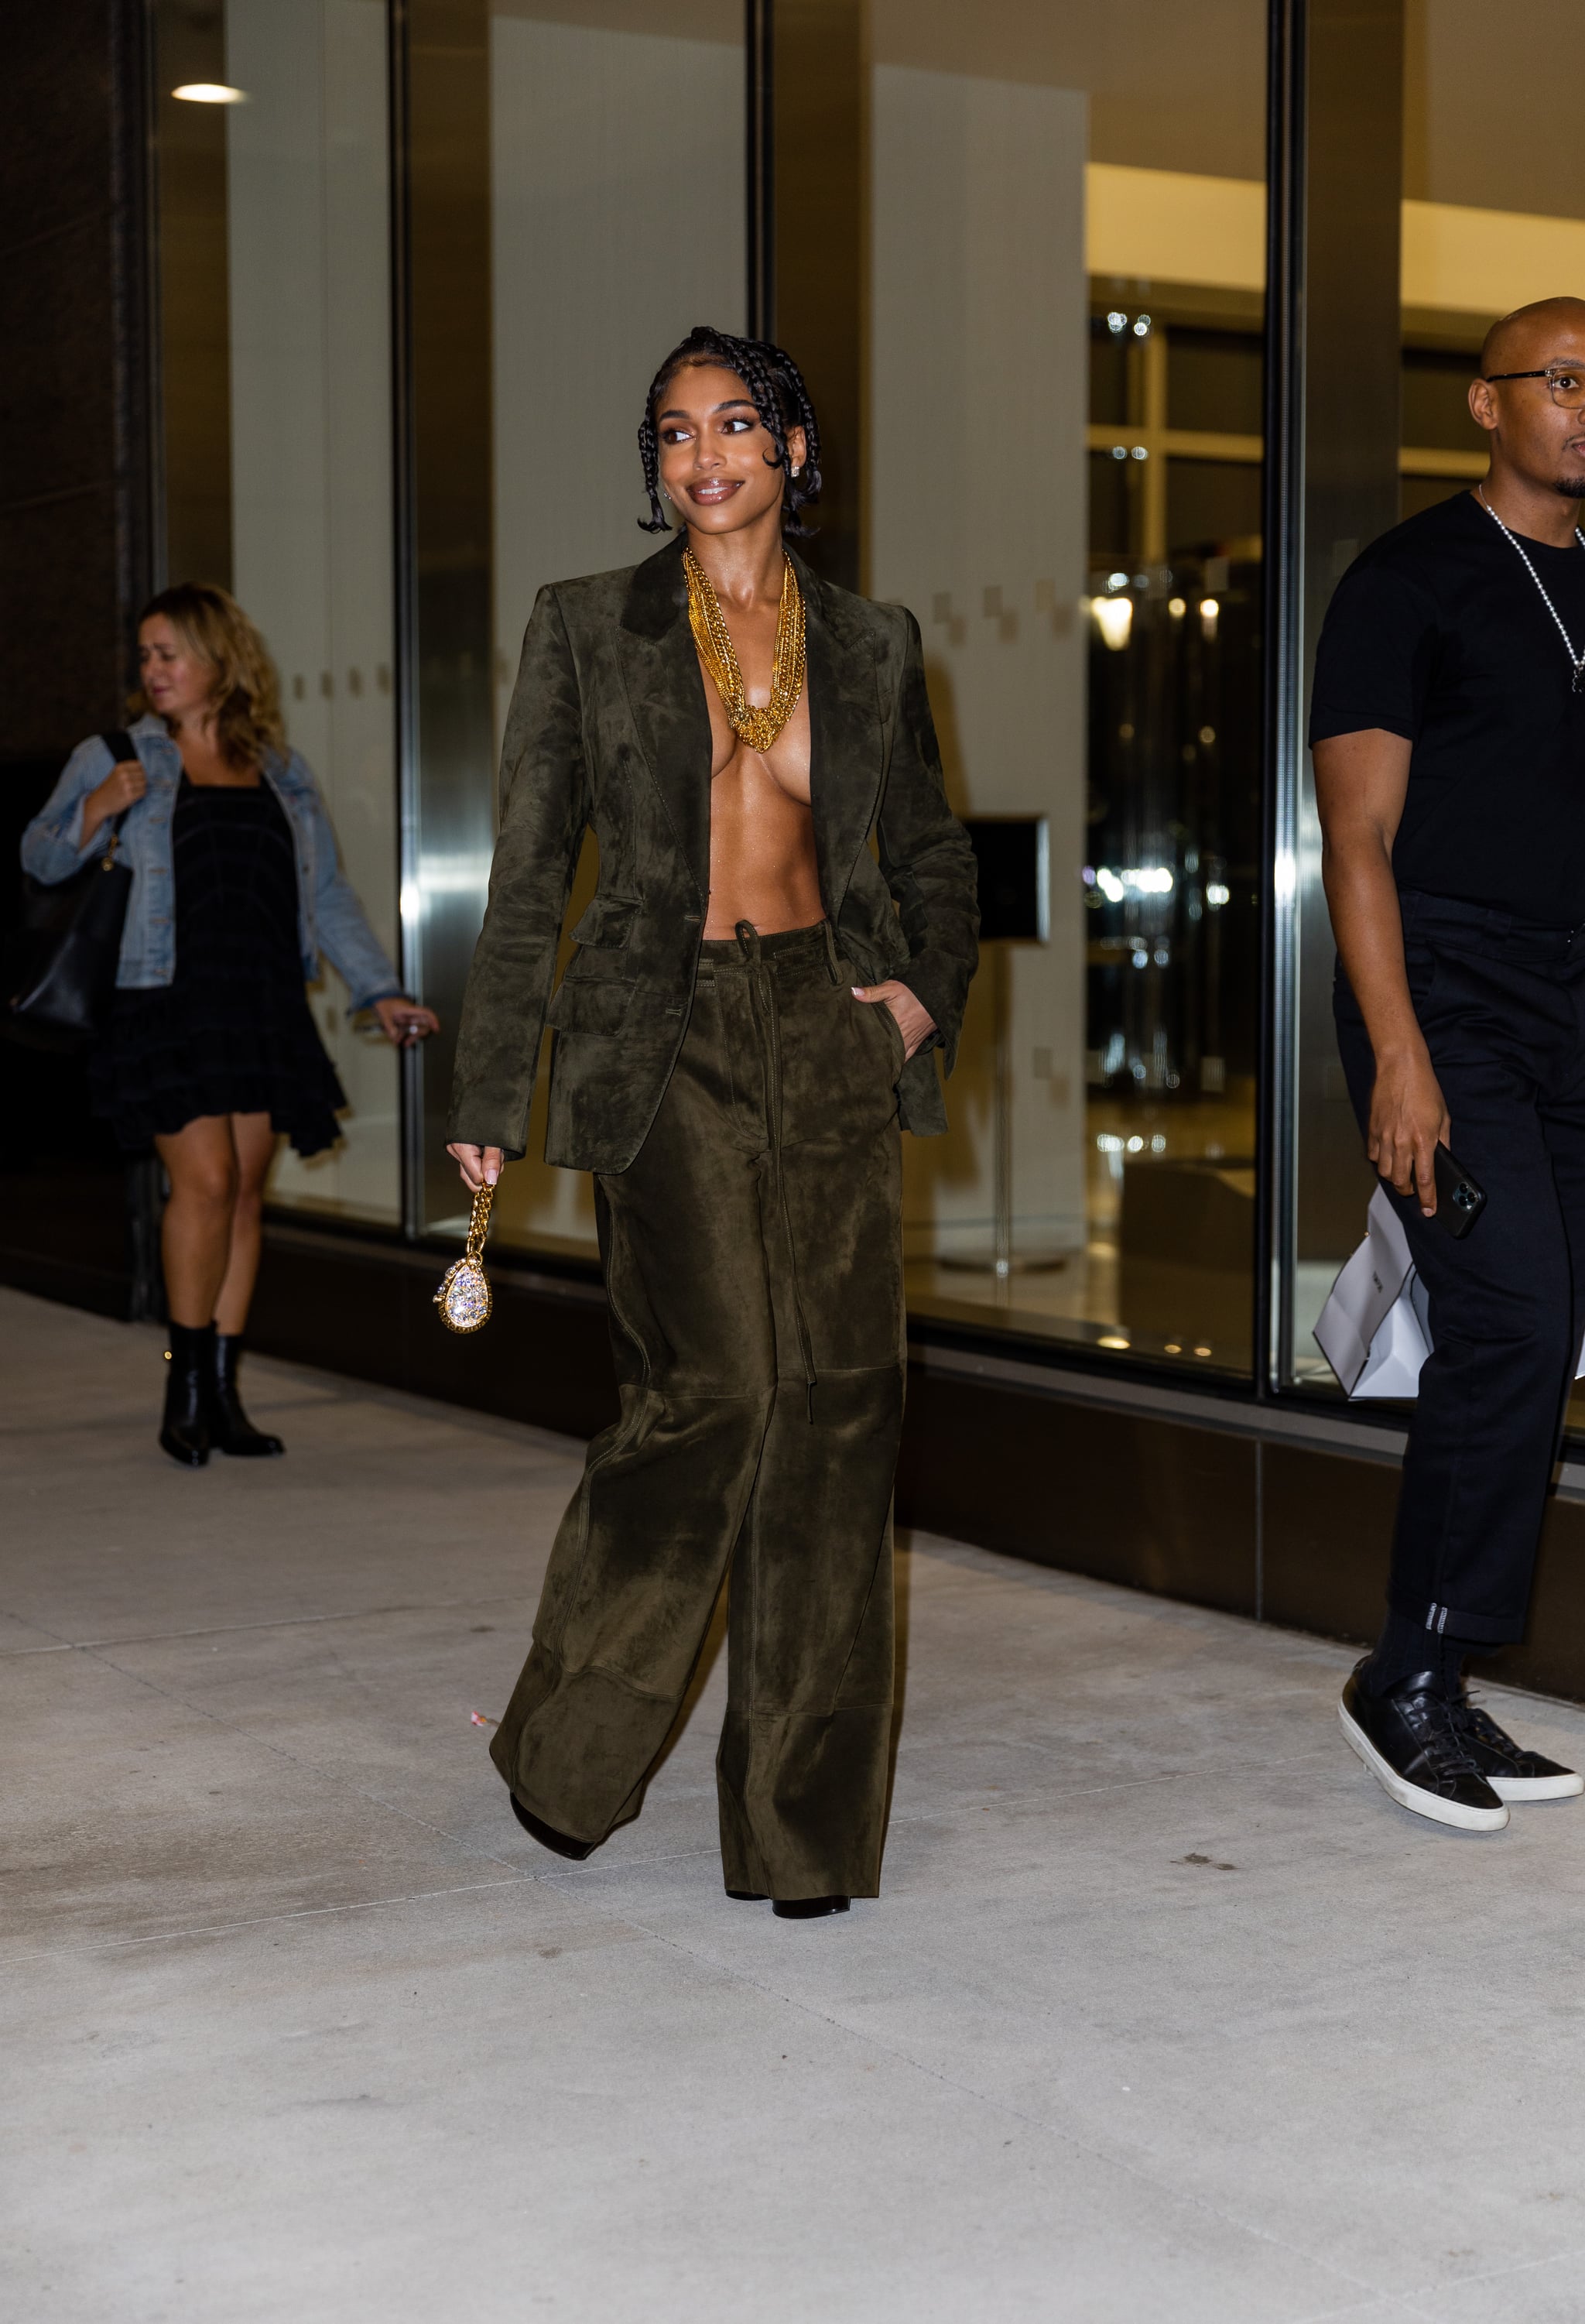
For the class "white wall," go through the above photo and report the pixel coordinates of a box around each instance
[226,0,400,1223]
[488,9,743,1252]
[869,64,1089,1256]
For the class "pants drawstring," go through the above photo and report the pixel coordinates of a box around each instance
[737,920,819,1422]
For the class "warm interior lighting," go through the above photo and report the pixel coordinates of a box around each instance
[1092,597,1133,651]
[172,82,248,103]
[1097,1335,1131,1351]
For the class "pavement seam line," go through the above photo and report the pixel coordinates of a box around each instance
[0,1874,553,1965]
[0,1589,539,1654]
[62,1637,541,1874]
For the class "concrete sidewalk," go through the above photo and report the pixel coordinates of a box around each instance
[5,1284,1585,2323]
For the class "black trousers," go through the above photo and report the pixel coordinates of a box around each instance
[491,920,905,1898]
[1333,889,1585,1645]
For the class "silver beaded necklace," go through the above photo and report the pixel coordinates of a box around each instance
[1477,488,1585,692]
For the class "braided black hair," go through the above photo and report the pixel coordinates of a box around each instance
[638,324,822,536]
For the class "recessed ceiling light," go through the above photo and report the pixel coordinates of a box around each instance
[172,82,248,104]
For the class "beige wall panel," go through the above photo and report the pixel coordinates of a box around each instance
[227,0,400,1223]
[870,63,1088,1256]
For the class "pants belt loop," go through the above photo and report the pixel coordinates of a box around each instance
[734,918,762,965]
[820,920,841,985]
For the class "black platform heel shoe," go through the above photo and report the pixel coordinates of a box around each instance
[773,1896,850,1919]
[159,1321,214,1468]
[509,1791,596,1861]
[209,1335,285,1457]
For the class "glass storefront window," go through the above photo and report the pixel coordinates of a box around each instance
[167,0,1585,1417]
[1287,2,1585,1401]
[404,0,747,1250]
[151,0,402,1227]
[398,0,1272,1368]
[855,4,1268,1373]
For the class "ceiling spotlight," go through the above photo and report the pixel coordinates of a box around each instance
[172,83,248,104]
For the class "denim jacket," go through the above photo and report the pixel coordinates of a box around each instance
[21,715,403,1011]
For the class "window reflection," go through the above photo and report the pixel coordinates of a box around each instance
[863,5,1268,1375]
[1291,0,1585,1399]
[413,0,748,1251]
[152,0,402,1228]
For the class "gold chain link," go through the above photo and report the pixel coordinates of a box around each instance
[683,548,806,754]
[464,1178,495,1264]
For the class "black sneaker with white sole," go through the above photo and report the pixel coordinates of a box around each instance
[1339,1661,1509,1832]
[1448,1694,1584,1802]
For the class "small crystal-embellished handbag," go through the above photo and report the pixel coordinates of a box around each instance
[434,1181,495,1333]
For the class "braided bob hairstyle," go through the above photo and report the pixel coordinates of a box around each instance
[130,583,287,769]
[638,324,822,537]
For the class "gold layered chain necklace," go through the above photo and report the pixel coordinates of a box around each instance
[683,546,806,752]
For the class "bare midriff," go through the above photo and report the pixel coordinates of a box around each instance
[700,668,823,939]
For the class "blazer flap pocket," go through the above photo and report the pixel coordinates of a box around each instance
[568,892,641,949]
[546,976,635,1037]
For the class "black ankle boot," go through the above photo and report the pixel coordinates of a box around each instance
[209,1335,284,1457]
[160,1322,214,1468]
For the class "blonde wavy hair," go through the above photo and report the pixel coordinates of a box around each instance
[131,583,287,767]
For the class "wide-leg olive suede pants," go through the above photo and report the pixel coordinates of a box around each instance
[489,920,905,1900]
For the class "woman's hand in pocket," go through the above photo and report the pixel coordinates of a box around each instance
[851,980,936,1061]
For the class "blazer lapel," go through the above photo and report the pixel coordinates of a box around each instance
[799,553,884,919]
[616,536,712,907]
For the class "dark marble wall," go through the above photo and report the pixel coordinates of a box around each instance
[1,0,154,766]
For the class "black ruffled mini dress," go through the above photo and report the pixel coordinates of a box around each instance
[92,775,347,1156]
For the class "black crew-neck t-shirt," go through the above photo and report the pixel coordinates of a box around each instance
[1308,489,1585,923]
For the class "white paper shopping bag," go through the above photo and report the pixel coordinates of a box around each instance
[1314,1181,1585,1400]
[1313,1184,1422,1397]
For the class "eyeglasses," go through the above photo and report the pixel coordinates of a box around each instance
[1484,365,1585,408]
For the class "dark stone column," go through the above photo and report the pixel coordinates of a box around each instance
[0,1,156,1317]
[0,0,155,763]
[1292,0,1406,1266]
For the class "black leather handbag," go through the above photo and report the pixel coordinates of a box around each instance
[2,731,139,1053]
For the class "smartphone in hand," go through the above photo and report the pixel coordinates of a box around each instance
[1432,1143,1486,1239]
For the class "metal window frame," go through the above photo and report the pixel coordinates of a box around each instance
[1258,0,1306,1401]
[387,0,423,1241]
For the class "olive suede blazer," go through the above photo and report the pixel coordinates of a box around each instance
[448,533,979,1175]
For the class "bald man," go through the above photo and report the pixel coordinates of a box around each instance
[1312,296,1585,1832]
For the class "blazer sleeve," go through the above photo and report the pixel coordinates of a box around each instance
[878,610,980,1075]
[447,585,591,1158]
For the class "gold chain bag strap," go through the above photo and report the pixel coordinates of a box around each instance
[435,1181,495,1333]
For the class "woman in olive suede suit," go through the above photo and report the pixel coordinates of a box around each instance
[448,326,977,1917]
